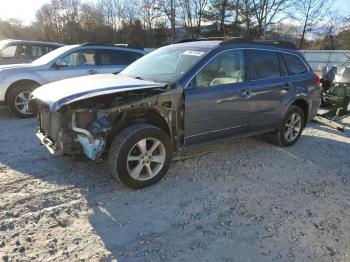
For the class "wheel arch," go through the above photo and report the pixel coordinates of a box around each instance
[111,107,172,140]
[5,79,41,104]
[290,98,309,126]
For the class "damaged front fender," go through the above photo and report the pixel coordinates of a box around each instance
[67,86,183,161]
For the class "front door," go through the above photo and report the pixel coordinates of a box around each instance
[49,49,97,82]
[184,49,251,145]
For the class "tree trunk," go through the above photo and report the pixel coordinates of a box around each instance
[299,0,311,49]
[220,0,226,36]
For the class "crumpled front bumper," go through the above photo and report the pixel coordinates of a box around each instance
[36,109,71,156]
[36,129,58,155]
[36,110,107,160]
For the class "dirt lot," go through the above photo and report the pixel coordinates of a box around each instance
[0,106,350,262]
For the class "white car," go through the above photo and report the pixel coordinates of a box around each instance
[0,43,146,118]
[0,39,62,65]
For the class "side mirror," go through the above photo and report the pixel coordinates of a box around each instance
[54,60,68,69]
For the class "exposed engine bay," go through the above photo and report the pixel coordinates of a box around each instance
[34,86,183,161]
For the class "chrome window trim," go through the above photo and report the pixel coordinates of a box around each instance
[185,47,310,89]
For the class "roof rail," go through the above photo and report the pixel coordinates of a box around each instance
[114,44,144,50]
[175,37,231,44]
[176,39,200,44]
[176,37,297,50]
[81,42,114,47]
[81,42,144,50]
[175,37,297,50]
[220,37,297,50]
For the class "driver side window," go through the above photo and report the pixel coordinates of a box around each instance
[194,50,245,88]
[60,49,95,67]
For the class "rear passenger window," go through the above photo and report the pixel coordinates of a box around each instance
[31,45,54,58]
[283,53,308,75]
[32,46,44,58]
[98,50,142,66]
[250,50,281,80]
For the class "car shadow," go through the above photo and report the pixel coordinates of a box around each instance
[1,105,349,261]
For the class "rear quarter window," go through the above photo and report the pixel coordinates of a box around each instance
[282,53,308,75]
[1,45,17,57]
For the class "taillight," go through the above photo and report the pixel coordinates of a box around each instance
[314,74,321,85]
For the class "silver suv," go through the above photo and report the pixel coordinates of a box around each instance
[0,39,62,65]
[0,43,146,118]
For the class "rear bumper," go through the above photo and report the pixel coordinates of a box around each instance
[308,97,321,121]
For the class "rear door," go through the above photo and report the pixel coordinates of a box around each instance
[96,49,143,74]
[49,49,97,82]
[184,49,252,145]
[247,49,290,129]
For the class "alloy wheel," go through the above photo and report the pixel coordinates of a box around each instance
[284,113,302,142]
[126,138,166,181]
[14,91,32,115]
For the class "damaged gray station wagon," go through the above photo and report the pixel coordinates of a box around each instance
[31,38,321,189]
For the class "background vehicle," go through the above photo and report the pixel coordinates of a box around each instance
[0,43,146,118]
[31,38,321,189]
[0,39,62,65]
[320,58,350,106]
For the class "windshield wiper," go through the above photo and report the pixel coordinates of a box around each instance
[126,74,163,83]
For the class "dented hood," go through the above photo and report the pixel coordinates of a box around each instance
[31,74,166,111]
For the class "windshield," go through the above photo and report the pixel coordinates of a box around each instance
[32,45,75,65]
[121,46,209,83]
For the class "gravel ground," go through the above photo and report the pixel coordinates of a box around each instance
[0,106,350,262]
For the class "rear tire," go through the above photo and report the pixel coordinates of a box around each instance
[7,83,39,118]
[108,123,172,189]
[272,105,305,147]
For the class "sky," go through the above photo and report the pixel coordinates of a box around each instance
[0,0,349,25]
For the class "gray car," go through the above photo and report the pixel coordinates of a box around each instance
[0,39,62,65]
[31,38,322,189]
[0,43,146,117]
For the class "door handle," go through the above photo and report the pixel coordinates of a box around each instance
[239,89,251,98]
[88,69,97,74]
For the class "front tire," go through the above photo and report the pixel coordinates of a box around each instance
[272,105,305,147]
[7,84,39,118]
[108,124,172,189]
